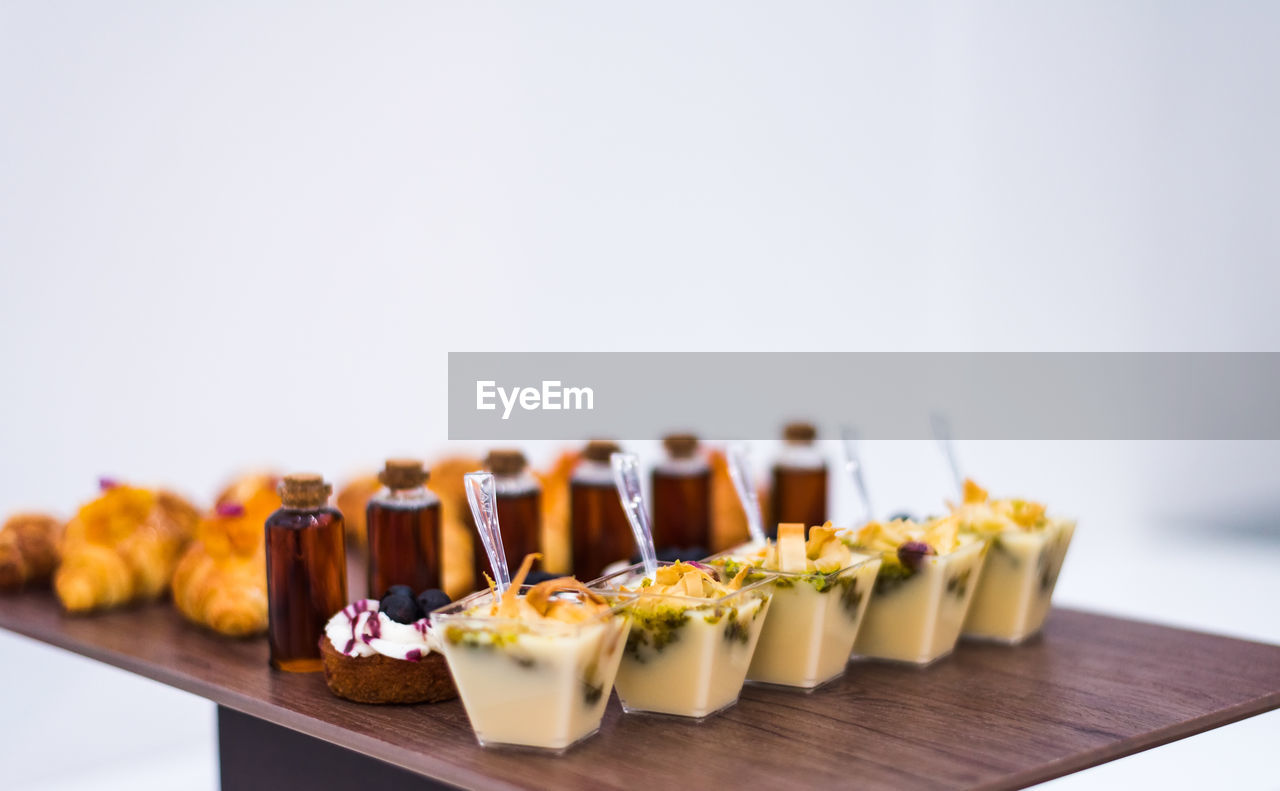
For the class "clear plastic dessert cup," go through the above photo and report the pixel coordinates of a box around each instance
[851,536,988,666]
[962,518,1075,643]
[589,562,774,718]
[704,551,882,689]
[430,586,631,753]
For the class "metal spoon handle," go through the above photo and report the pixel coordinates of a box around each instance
[727,444,767,546]
[930,412,964,498]
[840,426,875,523]
[610,452,658,578]
[464,471,510,593]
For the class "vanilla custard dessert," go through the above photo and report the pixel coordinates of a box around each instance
[431,554,630,752]
[591,560,772,718]
[951,480,1075,643]
[708,523,881,689]
[848,516,988,665]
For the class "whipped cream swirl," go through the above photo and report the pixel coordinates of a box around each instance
[325,599,439,661]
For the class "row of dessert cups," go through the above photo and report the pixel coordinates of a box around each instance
[428,513,1073,753]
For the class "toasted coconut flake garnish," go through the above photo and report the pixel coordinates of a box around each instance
[951,481,1051,533]
[963,478,989,504]
[807,522,838,559]
[496,553,541,617]
[777,523,807,573]
[527,577,609,623]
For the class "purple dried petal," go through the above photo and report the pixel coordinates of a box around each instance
[685,561,720,581]
[215,502,245,518]
[98,477,120,491]
[897,540,935,571]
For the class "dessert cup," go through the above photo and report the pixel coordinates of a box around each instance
[962,517,1075,643]
[706,550,881,689]
[590,562,773,718]
[431,586,631,752]
[851,536,988,665]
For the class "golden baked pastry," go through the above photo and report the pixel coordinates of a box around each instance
[708,449,766,552]
[55,481,199,613]
[534,450,578,575]
[336,474,381,550]
[0,513,62,592]
[171,473,279,636]
[416,455,480,599]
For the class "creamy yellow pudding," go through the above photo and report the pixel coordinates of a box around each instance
[708,523,881,689]
[950,479,1075,643]
[592,560,772,718]
[431,555,631,752]
[848,516,988,665]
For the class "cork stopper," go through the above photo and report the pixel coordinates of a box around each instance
[581,439,622,463]
[662,433,699,459]
[783,422,818,444]
[378,458,429,490]
[279,473,333,509]
[485,449,529,476]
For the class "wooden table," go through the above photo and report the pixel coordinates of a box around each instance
[1,586,1277,791]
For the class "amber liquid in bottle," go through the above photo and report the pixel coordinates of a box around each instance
[474,483,542,588]
[651,463,711,553]
[770,465,828,538]
[367,491,441,599]
[570,470,634,580]
[266,507,348,672]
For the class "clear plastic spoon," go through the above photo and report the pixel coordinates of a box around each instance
[610,452,658,579]
[726,443,768,546]
[930,412,965,499]
[464,471,510,594]
[839,426,875,524]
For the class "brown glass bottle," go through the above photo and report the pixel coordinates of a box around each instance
[770,422,827,538]
[266,473,348,672]
[473,449,542,588]
[366,459,442,599]
[570,440,634,580]
[651,433,711,553]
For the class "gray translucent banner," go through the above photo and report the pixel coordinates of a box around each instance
[448,352,1280,440]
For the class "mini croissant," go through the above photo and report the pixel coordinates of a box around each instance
[172,473,278,637]
[55,483,199,613]
[0,513,63,591]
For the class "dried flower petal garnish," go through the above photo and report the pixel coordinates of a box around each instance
[215,502,245,518]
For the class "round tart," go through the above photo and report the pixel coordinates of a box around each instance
[320,594,457,704]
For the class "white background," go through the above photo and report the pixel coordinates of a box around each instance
[1,2,1278,789]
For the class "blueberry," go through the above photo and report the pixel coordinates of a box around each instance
[382,584,414,600]
[897,540,935,572]
[522,570,559,586]
[380,592,422,624]
[416,588,452,614]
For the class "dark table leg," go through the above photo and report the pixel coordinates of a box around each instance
[217,706,457,791]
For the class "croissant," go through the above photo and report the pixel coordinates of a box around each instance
[336,474,381,550]
[55,483,199,613]
[535,450,579,575]
[172,473,278,637]
[0,513,63,591]
[425,455,484,599]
